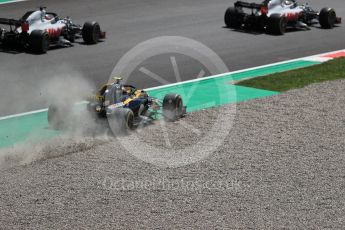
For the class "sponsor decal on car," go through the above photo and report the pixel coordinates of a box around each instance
[46,27,62,37]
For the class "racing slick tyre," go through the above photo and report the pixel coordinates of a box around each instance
[224,7,243,29]
[162,94,183,122]
[319,8,337,29]
[48,104,69,130]
[267,14,287,35]
[107,108,134,135]
[82,21,101,44]
[29,30,50,53]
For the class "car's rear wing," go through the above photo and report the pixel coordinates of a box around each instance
[234,1,268,9]
[234,1,270,14]
[0,18,21,26]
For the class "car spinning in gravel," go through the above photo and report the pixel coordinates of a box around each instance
[224,0,342,35]
[48,78,186,134]
[0,7,105,53]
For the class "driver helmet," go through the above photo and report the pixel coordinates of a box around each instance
[112,77,130,94]
[113,76,122,84]
[112,77,123,89]
[111,77,122,89]
[39,7,47,21]
[283,0,293,6]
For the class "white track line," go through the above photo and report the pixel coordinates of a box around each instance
[0,109,48,121]
[146,49,344,91]
[0,0,27,5]
[0,49,344,121]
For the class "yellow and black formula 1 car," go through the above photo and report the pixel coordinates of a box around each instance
[48,78,186,134]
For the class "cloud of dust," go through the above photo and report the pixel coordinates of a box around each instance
[0,64,112,169]
[0,136,110,170]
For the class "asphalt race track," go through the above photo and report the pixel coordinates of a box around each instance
[0,0,344,116]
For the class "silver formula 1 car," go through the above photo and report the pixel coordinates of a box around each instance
[224,0,342,35]
[0,7,105,53]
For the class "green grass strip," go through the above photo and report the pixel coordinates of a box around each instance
[237,58,345,92]
[0,0,20,3]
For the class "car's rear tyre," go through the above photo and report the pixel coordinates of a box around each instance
[319,8,336,29]
[224,7,243,29]
[48,104,68,130]
[162,94,183,122]
[29,30,50,53]
[82,21,101,44]
[267,14,287,35]
[107,108,134,135]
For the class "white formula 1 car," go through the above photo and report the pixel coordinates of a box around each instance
[224,0,342,35]
[0,7,106,53]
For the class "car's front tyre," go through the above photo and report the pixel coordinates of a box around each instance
[319,8,337,29]
[82,21,101,44]
[162,94,184,122]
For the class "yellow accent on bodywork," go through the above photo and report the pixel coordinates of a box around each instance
[123,90,146,105]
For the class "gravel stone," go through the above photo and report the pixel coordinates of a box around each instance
[1,80,345,229]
